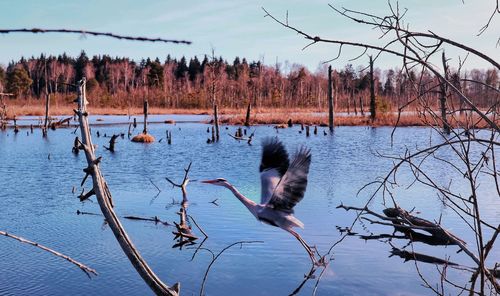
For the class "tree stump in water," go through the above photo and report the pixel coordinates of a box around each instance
[131,100,155,143]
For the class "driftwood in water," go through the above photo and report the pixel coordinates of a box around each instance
[76,210,171,226]
[382,207,466,246]
[228,130,254,145]
[74,78,178,296]
[50,117,71,130]
[390,247,459,266]
[104,134,119,152]
[338,204,467,247]
[0,230,97,277]
[165,162,206,249]
[336,203,498,280]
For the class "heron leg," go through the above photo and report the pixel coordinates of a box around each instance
[287,229,317,265]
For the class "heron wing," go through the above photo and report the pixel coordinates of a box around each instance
[267,147,311,213]
[260,168,281,204]
[259,137,290,204]
[259,137,289,175]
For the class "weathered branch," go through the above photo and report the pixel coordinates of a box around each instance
[0,28,191,44]
[198,241,264,296]
[0,230,97,277]
[75,78,179,296]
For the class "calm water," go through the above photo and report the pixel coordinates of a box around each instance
[0,116,498,295]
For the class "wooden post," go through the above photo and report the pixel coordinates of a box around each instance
[305,126,310,137]
[75,79,179,296]
[440,52,451,134]
[328,65,334,132]
[244,103,251,127]
[143,100,148,134]
[369,56,376,122]
[213,104,219,141]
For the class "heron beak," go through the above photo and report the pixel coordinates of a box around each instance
[201,179,217,184]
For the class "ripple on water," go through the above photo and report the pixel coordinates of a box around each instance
[0,120,497,295]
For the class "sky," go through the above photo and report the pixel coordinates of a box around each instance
[0,0,498,72]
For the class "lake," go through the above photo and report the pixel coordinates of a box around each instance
[0,115,498,295]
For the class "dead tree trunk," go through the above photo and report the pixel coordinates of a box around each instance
[244,103,251,127]
[43,62,50,137]
[369,56,376,122]
[328,65,334,132]
[143,100,148,134]
[440,52,451,134]
[213,104,219,141]
[347,92,350,115]
[359,96,364,116]
[353,91,357,115]
[74,78,179,296]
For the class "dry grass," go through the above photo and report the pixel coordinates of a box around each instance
[5,101,329,117]
[5,101,496,128]
[131,133,156,143]
[220,111,497,128]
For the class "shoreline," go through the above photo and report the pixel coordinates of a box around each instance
[1,104,494,128]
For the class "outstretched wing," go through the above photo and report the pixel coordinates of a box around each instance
[260,137,289,204]
[267,147,311,213]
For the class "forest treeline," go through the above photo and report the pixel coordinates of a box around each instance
[0,51,498,111]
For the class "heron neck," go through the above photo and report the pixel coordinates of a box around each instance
[227,185,258,217]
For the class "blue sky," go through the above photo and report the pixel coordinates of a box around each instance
[0,0,498,72]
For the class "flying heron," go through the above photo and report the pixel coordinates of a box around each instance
[202,137,318,265]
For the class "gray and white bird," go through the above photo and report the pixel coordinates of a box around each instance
[202,137,318,265]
